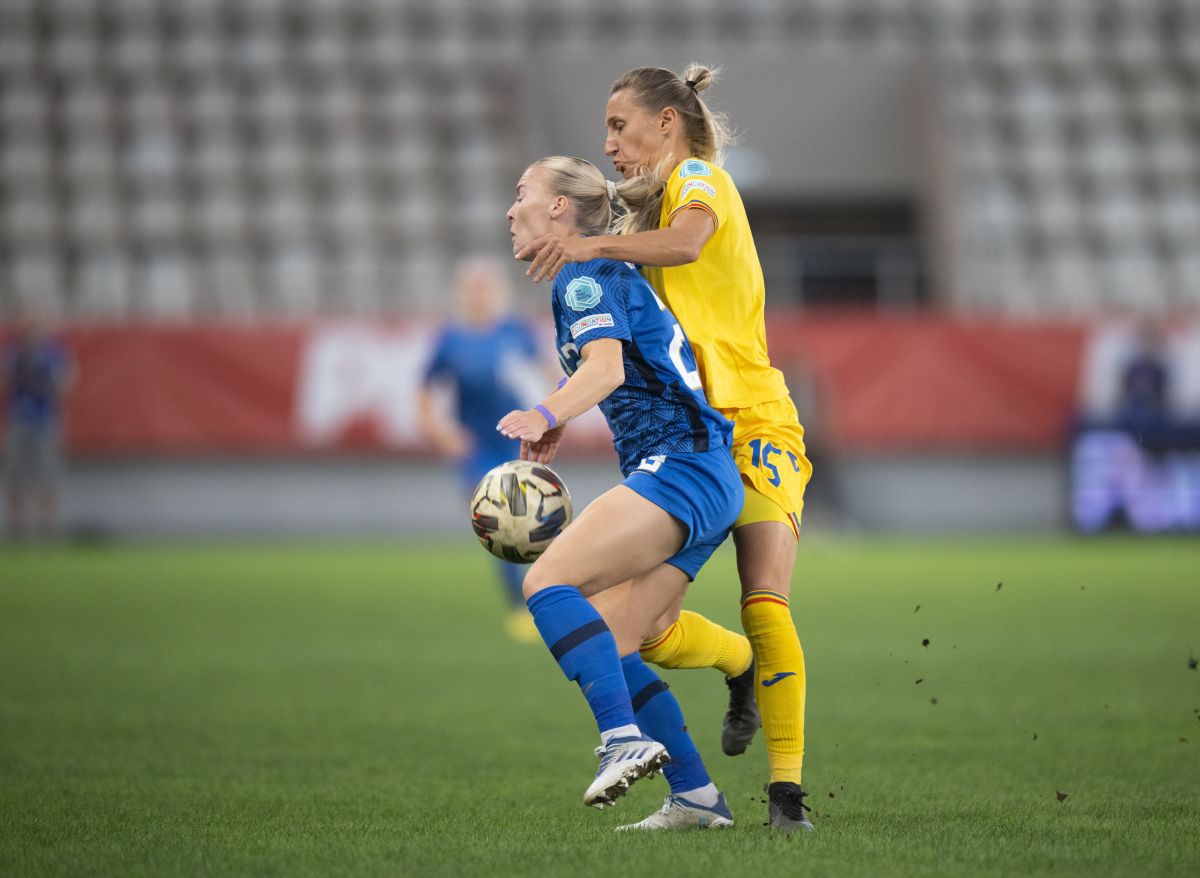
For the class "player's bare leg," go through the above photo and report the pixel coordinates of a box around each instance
[640,576,759,756]
[589,574,687,658]
[734,520,798,597]
[524,485,686,599]
[523,486,684,809]
[590,571,736,830]
[734,520,813,832]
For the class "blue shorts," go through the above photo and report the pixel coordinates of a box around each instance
[622,447,744,580]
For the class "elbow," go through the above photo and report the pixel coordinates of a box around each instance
[677,239,704,265]
[606,366,625,395]
[602,360,625,395]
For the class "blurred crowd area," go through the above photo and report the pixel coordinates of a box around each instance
[2,0,1200,538]
[0,0,1197,318]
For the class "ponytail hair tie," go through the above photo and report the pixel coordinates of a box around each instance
[685,79,698,91]
[606,179,617,199]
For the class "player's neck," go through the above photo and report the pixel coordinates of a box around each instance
[654,146,690,181]
[549,218,580,239]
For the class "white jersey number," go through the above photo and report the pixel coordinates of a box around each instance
[668,324,703,392]
[648,287,703,392]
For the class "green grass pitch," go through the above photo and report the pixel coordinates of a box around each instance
[2,536,1198,877]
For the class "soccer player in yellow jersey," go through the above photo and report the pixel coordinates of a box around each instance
[518,64,814,832]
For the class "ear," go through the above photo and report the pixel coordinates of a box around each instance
[659,106,678,134]
[549,194,569,220]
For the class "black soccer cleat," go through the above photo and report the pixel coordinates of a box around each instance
[721,662,760,756]
[767,782,814,832]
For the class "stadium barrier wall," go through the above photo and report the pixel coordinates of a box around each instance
[9,317,1199,536]
[17,316,1110,456]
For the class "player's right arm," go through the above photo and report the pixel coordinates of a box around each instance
[415,384,470,459]
[416,330,471,459]
[520,208,715,282]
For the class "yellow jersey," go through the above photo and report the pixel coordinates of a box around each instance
[641,157,790,410]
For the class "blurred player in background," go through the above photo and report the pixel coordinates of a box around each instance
[500,156,743,828]
[519,64,815,831]
[1116,319,1172,439]
[416,256,543,642]
[2,312,75,543]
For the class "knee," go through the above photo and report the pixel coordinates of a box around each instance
[645,608,680,642]
[522,558,557,601]
[734,526,797,596]
[523,554,595,600]
[613,631,644,658]
[521,566,541,602]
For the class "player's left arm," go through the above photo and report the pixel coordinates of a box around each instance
[497,338,624,444]
[520,208,715,283]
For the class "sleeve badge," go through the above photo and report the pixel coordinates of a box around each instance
[565,276,604,310]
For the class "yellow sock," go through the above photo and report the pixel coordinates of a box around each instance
[639,610,753,678]
[741,590,806,784]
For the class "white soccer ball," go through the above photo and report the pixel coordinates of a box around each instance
[470,460,574,563]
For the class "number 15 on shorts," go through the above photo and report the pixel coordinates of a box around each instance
[747,438,801,487]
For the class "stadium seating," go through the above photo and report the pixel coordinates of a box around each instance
[0,0,1196,316]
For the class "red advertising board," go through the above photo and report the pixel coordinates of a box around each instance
[6,316,1104,456]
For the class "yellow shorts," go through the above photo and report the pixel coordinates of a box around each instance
[716,396,812,538]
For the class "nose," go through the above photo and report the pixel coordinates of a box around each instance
[604,133,617,157]
[505,203,515,221]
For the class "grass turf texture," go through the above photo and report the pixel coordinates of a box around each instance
[1,537,1198,877]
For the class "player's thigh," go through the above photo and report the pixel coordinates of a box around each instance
[588,564,690,656]
[645,586,688,641]
[724,398,808,598]
[525,484,687,598]
[733,519,798,597]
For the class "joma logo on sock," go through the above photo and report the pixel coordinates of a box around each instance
[762,671,797,687]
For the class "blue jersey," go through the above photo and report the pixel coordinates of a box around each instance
[4,338,70,428]
[422,317,540,461]
[552,258,733,475]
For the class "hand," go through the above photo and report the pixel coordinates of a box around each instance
[497,408,552,443]
[516,233,595,283]
[433,428,471,460]
[520,424,566,464]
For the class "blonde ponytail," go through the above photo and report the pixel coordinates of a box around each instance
[612,168,665,236]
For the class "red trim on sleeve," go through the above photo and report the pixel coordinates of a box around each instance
[666,200,719,229]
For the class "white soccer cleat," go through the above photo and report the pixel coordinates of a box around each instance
[583,736,670,809]
[615,792,735,830]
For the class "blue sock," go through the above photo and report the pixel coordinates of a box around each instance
[620,652,711,794]
[497,560,524,607]
[527,586,637,735]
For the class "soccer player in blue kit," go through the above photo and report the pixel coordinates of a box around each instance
[498,156,743,827]
[416,257,544,642]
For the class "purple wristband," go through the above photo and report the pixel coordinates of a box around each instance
[534,404,558,430]
[557,376,569,390]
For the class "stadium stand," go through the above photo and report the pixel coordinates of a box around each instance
[0,0,1197,317]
